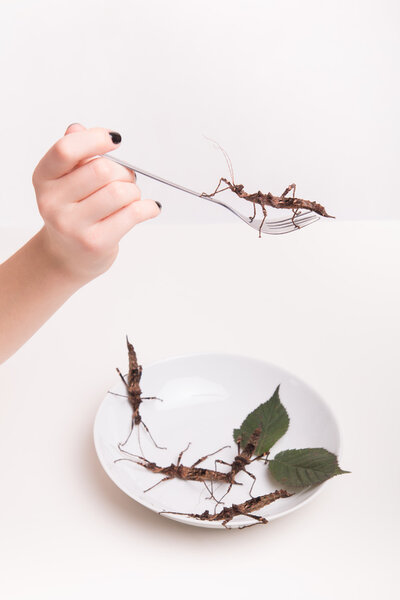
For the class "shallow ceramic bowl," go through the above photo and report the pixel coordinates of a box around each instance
[94,353,341,528]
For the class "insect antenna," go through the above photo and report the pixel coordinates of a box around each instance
[117,445,149,461]
[113,457,144,466]
[203,135,236,185]
[159,509,194,517]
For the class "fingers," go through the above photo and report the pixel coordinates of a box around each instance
[77,181,141,226]
[48,156,136,205]
[93,198,161,245]
[34,126,122,180]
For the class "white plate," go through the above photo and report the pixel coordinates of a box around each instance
[93,353,341,529]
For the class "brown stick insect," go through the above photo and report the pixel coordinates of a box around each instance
[160,488,293,529]
[214,426,269,504]
[201,141,333,237]
[114,442,238,497]
[115,426,267,502]
[108,336,166,451]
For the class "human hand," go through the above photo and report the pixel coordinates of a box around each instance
[32,123,160,286]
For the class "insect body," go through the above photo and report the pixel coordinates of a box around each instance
[201,141,333,237]
[116,427,267,502]
[214,427,267,503]
[115,442,237,494]
[113,336,165,450]
[160,489,293,528]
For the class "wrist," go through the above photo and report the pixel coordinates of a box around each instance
[33,227,87,291]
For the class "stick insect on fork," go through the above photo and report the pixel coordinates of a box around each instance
[200,139,334,237]
[103,152,322,237]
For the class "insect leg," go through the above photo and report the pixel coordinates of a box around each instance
[291,208,301,229]
[221,517,233,529]
[242,469,257,497]
[203,481,219,506]
[201,177,231,198]
[238,514,268,529]
[281,183,301,229]
[107,391,128,398]
[250,452,269,463]
[144,476,172,493]
[281,183,296,198]
[116,368,128,388]
[177,442,191,466]
[210,459,231,507]
[190,445,230,468]
[249,202,257,223]
[137,422,144,455]
[216,482,233,506]
[240,513,268,527]
[249,456,262,463]
[140,419,167,450]
[214,459,232,467]
[259,202,268,237]
[204,474,218,507]
[119,419,135,448]
[141,396,163,402]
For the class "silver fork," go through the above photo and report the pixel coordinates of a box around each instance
[103,154,320,235]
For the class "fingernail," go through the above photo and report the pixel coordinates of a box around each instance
[109,131,122,144]
[155,201,162,211]
[67,122,80,129]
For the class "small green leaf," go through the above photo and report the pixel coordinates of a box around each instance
[233,385,289,455]
[268,448,350,488]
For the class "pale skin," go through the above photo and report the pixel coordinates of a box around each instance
[0,123,161,364]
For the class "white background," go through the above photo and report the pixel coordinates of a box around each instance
[0,1,399,599]
[0,0,399,226]
[1,221,399,599]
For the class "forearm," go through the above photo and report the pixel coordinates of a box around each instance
[0,125,159,364]
[0,227,82,364]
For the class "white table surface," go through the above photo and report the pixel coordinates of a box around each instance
[0,220,399,599]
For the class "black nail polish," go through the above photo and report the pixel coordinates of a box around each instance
[155,201,162,211]
[109,131,122,144]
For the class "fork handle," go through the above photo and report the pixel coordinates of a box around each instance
[102,153,209,200]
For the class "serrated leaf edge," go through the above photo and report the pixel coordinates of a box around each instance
[268,447,350,487]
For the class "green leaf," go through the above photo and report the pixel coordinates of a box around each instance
[268,448,350,488]
[233,385,289,455]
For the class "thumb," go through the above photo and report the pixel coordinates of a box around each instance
[64,122,95,168]
[64,122,87,135]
